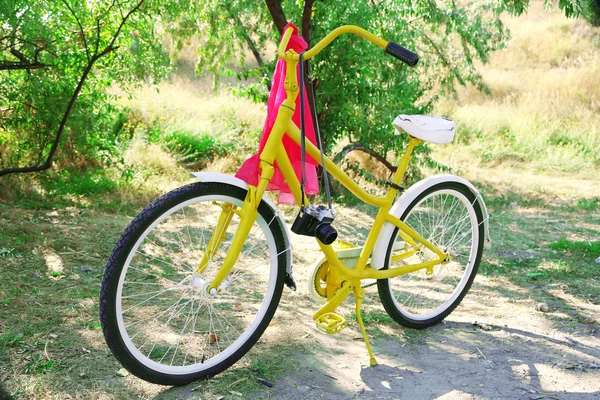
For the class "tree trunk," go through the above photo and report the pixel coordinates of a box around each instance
[264,0,287,93]
[301,0,316,46]
[300,0,323,151]
[262,0,327,156]
[265,0,287,33]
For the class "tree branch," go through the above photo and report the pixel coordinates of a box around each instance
[0,43,48,70]
[61,0,91,61]
[0,0,145,177]
[95,17,101,55]
[334,142,397,173]
[422,32,451,68]
[0,60,46,71]
[0,54,96,177]
[222,3,265,68]
[107,0,144,52]
[9,48,27,64]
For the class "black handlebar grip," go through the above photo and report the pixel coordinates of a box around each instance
[385,42,419,67]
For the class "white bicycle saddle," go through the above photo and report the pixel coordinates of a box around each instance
[392,114,456,144]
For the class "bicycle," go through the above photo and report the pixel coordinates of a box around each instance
[100,25,491,385]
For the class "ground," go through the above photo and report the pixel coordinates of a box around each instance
[1,4,600,398]
[1,165,599,400]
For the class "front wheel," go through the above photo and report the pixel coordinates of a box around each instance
[100,182,287,385]
[377,182,485,329]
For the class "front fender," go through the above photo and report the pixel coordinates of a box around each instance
[190,172,294,287]
[371,174,491,270]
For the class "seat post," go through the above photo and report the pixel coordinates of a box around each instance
[389,136,422,187]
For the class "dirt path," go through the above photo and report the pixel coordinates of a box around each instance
[255,288,600,400]
[243,206,600,400]
[150,277,600,400]
[153,229,600,400]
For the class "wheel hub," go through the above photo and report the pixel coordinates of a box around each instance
[190,274,211,296]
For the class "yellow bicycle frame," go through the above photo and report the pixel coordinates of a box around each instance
[196,25,449,365]
[202,25,448,294]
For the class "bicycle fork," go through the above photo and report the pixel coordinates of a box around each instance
[196,197,258,294]
[198,163,275,293]
[195,202,238,276]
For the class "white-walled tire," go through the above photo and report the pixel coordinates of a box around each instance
[377,182,485,328]
[100,182,287,385]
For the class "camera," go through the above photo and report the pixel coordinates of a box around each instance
[291,205,338,245]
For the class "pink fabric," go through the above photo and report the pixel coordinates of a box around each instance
[235,22,319,204]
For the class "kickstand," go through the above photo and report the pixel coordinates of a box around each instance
[353,286,378,366]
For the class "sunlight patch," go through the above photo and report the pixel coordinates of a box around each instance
[44,249,64,277]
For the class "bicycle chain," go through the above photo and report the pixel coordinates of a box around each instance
[361,281,378,289]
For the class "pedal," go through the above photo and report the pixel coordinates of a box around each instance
[315,312,347,334]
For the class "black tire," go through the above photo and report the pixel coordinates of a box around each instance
[100,182,287,385]
[377,182,485,329]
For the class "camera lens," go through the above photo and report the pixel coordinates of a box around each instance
[316,223,338,245]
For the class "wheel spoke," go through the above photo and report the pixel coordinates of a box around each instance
[104,186,284,380]
[382,186,482,324]
[129,291,193,340]
[127,265,178,285]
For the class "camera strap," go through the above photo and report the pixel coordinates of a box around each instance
[299,52,333,211]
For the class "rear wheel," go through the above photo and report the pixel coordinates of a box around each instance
[100,182,287,385]
[377,182,485,328]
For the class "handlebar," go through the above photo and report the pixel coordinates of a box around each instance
[385,41,419,67]
[277,25,418,67]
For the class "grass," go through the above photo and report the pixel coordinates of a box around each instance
[576,198,599,211]
[471,172,600,307]
[1,162,599,399]
[0,203,310,399]
[349,309,395,326]
[177,345,307,396]
[549,238,600,256]
[163,129,234,169]
[126,81,264,148]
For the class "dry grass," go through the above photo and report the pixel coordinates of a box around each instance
[127,78,265,143]
[435,2,600,173]
[124,140,184,179]
[99,72,268,209]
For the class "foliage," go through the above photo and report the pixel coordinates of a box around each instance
[41,168,118,197]
[580,0,600,26]
[190,0,576,168]
[305,0,508,156]
[164,130,234,167]
[0,0,585,199]
[0,0,199,175]
[190,0,274,90]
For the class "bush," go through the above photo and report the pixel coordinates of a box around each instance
[163,130,234,168]
[41,168,118,197]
